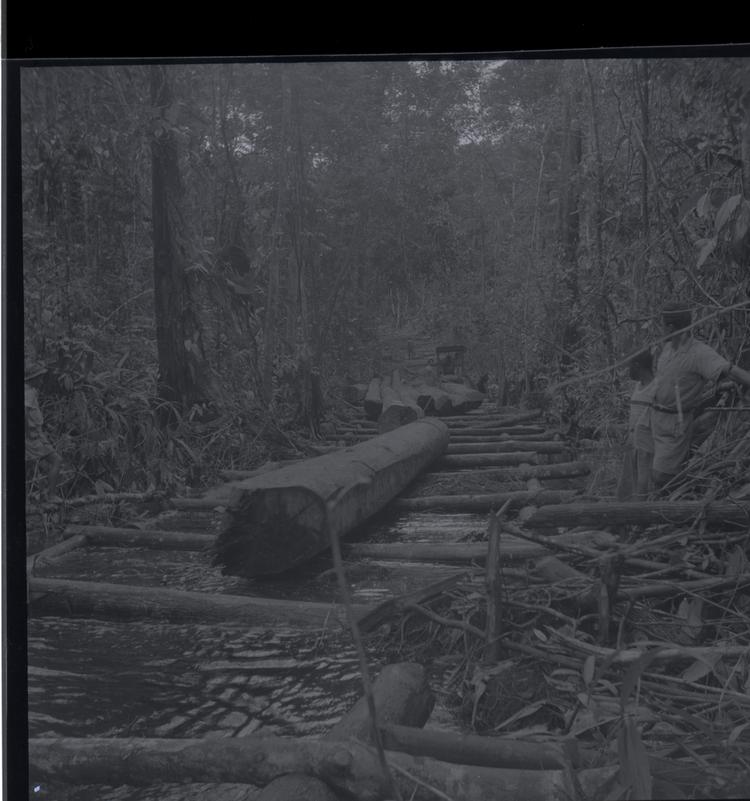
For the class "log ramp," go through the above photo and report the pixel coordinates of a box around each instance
[32,398,655,799]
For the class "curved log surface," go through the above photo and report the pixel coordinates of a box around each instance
[214,419,449,578]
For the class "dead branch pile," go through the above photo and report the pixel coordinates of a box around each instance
[373,416,750,800]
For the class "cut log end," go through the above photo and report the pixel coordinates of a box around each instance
[213,487,326,578]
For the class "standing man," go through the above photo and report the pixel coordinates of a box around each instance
[617,349,655,500]
[650,303,750,489]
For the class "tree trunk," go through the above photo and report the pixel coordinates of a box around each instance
[213,418,449,577]
[28,577,370,628]
[150,65,214,411]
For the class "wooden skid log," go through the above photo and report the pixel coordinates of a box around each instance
[26,534,88,572]
[27,736,619,801]
[437,452,541,469]
[427,461,590,480]
[363,377,383,421]
[347,541,545,564]
[64,525,215,550]
[415,384,453,415]
[28,577,371,628]
[521,500,750,529]
[445,440,565,455]
[393,489,579,512]
[214,419,450,577]
[258,774,340,801]
[439,410,542,425]
[380,723,579,770]
[347,528,613,565]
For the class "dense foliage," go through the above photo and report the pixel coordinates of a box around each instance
[19,57,750,498]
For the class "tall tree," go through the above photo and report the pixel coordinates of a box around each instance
[150,64,215,411]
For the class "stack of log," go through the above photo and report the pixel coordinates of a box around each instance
[363,369,486,430]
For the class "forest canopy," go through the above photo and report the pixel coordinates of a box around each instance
[15,56,750,498]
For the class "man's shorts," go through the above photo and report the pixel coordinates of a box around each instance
[651,409,694,476]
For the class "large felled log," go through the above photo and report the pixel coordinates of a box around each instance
[377,373,421,433]
[520,500,750,529]
[27,735,619,801]
[213,418,449,577]
[363,377,383,421]
[414,384,453,415]
[393,489,578,512]
[28,577,372,628]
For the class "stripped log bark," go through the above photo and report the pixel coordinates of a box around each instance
[64,525,215,550]
[392,489,579,512]
[213,419,449,577]
[28,577,372,628]
[520,500,750,529]
[363,378,383,421]
[28,735,621,801]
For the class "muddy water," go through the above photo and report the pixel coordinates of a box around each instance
[27,509,484,800]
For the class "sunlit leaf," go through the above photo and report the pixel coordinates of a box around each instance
[620,649,664,710]
[696,237,717,268]
[618,717,653,799]
[715,193,742,233]
[583,654,596,687]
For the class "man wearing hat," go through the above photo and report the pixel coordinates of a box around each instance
[25,361,61,500]
[650,302,750,489]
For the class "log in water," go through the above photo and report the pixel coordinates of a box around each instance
[213,418,450,578]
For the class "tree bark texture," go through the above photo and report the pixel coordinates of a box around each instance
[213,418,450,577]
[150,65,213,410]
